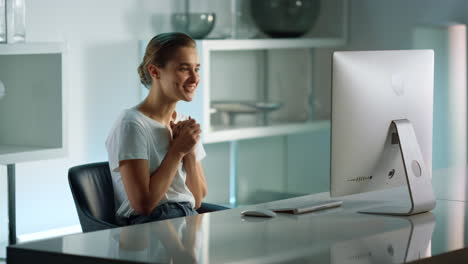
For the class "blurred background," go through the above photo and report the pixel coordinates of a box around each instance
[0,0,467,246]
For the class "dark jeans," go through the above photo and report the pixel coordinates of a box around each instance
[128,202,198,225]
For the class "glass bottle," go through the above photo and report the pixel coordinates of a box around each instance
[229,0,257,39]
[0,0,5,43]
[6,0,25,43]
[0,80,5,100]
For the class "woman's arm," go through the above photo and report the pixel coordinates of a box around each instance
[119,149,184,216]
[119,120,200,216]
[183,154,207,209]
[172,118,207,209]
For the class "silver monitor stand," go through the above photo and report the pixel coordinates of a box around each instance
[331,212,436,263]
[359,120,436,216]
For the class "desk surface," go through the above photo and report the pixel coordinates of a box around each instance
[7,168,468,264]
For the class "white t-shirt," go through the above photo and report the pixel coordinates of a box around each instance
[105,106,206,222]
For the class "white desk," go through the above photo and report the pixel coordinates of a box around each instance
[7,164,468,263]
[7,189,468,263]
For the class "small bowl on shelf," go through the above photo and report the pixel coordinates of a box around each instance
[171,13,216,39]
[251,0,321,38]
[211,101,283,126]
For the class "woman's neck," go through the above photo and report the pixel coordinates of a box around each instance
[138,89,176,126]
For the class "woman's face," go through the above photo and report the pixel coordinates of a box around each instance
[158,47,200,102]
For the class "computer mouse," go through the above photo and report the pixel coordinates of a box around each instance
[241,209,277,218]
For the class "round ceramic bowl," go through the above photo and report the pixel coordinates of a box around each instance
[171,13,216,39]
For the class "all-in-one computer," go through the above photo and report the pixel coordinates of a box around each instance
[242,49,436,218]
[331,49,436,215]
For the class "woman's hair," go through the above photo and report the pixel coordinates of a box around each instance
[138,32,196,87]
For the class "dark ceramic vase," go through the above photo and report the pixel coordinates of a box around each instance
[251,0,321,38]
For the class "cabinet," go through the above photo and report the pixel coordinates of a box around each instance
[0,43,67,164]
[0,42,66,246]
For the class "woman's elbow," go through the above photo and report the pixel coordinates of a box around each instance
[194,193,206,209]
[130,200,154,216]
[194,199,202,210]
[196,188,207,201]
[134,206,152,216]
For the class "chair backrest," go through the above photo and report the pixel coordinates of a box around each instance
[68,162,118,232]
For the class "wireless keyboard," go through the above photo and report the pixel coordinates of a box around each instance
[271,200,343,214]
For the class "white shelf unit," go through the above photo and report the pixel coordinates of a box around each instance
[138,0,348,207]
[139,0,348,144]
[0,42,67,164]
[166,36,346,144]
[205,120,330,144]
[178,0,347,144]
[194,37,346,51]
[139,37,341,143]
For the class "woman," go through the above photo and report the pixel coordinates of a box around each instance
[106,32,207,225]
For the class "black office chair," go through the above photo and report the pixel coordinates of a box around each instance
[68,161,229,233]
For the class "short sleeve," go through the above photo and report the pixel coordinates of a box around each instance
[118,122,148,161]
[107,122,148,172]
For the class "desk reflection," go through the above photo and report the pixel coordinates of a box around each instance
[109,214,207,264]
[331,213,435,264]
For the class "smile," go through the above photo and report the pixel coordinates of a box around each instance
[183,85,197,93]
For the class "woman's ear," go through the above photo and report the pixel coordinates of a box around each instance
[148,64,160,80]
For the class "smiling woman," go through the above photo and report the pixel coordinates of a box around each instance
[105,32,207,225]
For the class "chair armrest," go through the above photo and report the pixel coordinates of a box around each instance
[77,208,120,232]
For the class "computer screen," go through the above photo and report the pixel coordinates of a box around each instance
[330,50,436,215]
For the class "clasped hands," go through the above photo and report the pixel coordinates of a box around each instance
[169,117,201,158]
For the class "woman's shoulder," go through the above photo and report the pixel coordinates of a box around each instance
[121,107,140,121]
[110,107,146,129]
[121,107,144,124]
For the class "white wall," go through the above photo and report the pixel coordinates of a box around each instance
[314,0,468,166]
[314,0,468,118]
[348,0,468,50]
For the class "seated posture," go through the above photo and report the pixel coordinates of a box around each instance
[106,32,207,225]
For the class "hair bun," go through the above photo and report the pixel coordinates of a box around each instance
[138,32,195,88]
[138,63,150,87]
